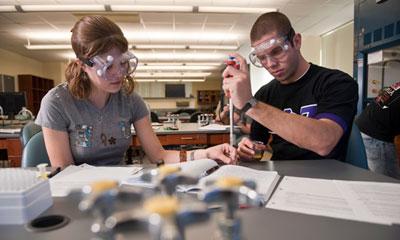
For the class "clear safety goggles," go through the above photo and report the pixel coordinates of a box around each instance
[85,51,138,81]
[248,36,289,68]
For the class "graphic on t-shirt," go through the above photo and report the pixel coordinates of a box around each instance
[283,104,317,117]
[108,137,116,145]
[270,104,318,135]
[119,121,131,139]
[75,125,93,147]
[100,133,117,146]
[100,133,107,146]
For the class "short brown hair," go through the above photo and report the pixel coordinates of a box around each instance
[65,15,134,99]
[250,12,294,44]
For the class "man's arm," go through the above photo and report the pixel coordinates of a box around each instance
[246,101,343,156]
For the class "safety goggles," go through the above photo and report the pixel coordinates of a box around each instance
[85,51,138,81]
[248,36,290,68]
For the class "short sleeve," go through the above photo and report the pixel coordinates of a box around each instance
[129,92,150,123]
[35,89,70,132]
[315,72,358,133]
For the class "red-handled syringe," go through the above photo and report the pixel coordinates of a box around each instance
[225,56,240,146]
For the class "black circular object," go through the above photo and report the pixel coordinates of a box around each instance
[26,215,70,232]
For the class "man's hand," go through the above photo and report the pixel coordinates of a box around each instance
[222,53,253,110]
[237,137,266,161]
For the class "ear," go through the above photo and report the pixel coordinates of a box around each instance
[78,59,90,73]
[292,33,302,50]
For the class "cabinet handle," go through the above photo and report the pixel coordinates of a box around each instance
[181,137,195,140]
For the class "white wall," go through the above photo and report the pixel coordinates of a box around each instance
[301,35,321,65]
[321,22,354,76]
[0,48,44,90]
[0,48,66,89]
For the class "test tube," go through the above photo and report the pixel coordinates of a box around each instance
[36,163,48,179]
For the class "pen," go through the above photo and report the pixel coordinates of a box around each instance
[47,167,61,178]
[156,160,164,167]
[200,165,220,178]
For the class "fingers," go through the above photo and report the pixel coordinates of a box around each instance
[237,138,255,160]
[217,154,235,165]
[222,65,239,79]
[212,143,238,165]
[225,144,238,165]
[222,81,231,98]
[228,53,248,72]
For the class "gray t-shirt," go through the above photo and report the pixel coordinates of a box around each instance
[36,83,149,166]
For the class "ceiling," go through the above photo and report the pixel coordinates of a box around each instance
[0,0,354,81]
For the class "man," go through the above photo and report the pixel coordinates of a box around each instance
[356,82,400,179]
[222,12,358,161]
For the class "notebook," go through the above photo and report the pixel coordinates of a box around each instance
[122,159,280,202]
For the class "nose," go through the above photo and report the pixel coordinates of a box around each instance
[108,64,125,77]
[261,56,278,69]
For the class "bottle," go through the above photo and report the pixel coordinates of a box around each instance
[176,119,182,130]
[16,107,34,120]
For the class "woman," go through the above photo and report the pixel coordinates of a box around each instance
[35,15,236,167]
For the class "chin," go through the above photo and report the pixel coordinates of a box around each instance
[108,84,122,92]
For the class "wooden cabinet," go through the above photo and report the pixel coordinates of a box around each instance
[132,133,228,147]
[0,138,22,167]
[18,74,54,115]
[197,90,221,106]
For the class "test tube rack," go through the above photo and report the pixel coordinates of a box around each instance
[0,168,53,224]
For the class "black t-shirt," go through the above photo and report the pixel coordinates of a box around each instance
[250,63,358,161]
[356,83,400,143]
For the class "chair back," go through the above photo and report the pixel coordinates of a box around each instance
[21,131,51,167]
[20,121,42,147]
[345,123,368,169]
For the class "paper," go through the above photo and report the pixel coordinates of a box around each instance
[198,124,229,131]
[0,128,20,134]
[266,176,400,225]
[121,159,219,189]
[50,164,142,197]
[123,159,279,202]
[170,159,219,178]
[198,164,280,201]
[335,180,400,225]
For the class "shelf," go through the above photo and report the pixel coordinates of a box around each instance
[197,90,221,106]
[18,75,54,115]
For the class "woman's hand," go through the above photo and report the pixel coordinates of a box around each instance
[204,143,238,165]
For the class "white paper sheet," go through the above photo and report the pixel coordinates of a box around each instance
[0,128,20,134]
[267,176,400,225]
[335,180,400,225]
[122,159,280,202]
[198,164,280,201]
[198,124,229,131]
[50,164,142,197]
[121,159,219,189]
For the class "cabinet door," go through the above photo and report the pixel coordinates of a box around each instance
[0,138,22,167]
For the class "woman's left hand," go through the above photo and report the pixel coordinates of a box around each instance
[205,143,238,165]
